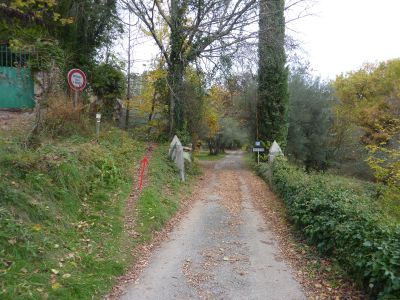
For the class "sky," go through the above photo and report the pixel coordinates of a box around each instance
[289,0,400,79]
[122,0,400,79]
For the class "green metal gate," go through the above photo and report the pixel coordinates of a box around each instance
[0,45,34,109]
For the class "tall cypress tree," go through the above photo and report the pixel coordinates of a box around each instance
[257,0,289,147]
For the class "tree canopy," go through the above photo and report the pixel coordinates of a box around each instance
[123,0,258,135]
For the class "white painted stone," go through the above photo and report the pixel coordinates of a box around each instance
[269,140,283,163]
[169,135,185,181]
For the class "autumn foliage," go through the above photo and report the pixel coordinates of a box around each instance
[334,60,400,187]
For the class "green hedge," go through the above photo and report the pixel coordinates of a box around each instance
[257,158,400,299]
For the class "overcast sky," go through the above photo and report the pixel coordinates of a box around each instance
[290,0,400,79]
[124,0,400,79]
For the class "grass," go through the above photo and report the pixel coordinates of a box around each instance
[194,150,226,161]
[0,123,199,299]
[134,145,199,242]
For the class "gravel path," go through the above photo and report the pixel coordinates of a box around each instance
[119,152,306,300]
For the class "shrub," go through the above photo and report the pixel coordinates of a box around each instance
[257,157,400,299]
[91,63,125,118]
[41,95,89,137]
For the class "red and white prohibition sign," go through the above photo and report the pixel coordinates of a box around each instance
[67,69,87,92]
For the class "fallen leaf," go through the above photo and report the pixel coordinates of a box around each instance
[51,282,61,290]
[8,238,17,245]
[32,224,42,232]
[50,274,57,284]
[62,273,71,279]
[20,268,28,274]
[51,269,59,275]
[3,260,13,267]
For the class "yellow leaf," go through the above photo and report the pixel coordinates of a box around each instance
[53,13,61,21]
[51,282,61,290]
[32,224,42,232]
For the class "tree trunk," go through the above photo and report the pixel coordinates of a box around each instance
[126,12,132,130]
[168,62,184,135]
[125,100,130,129]
[148,90,156,122]
[208,139,213,155]
[168,0,186,137]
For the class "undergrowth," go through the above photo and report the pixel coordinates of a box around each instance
[194,150,226,161]
[134,145,200,242]
[256,158,400,299]
[0,122,199,299]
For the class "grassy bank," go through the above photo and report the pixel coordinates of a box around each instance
[0,126,198,299]
[255,158,400,299]
[134,144,200,243]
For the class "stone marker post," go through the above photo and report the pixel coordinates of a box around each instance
[169,135,185,181]
[269,140,283,163]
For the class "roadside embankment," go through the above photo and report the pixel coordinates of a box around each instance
[255,157,400,299]
[0,126,198,300]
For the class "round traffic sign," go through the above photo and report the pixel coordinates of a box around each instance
[67,69,87,91]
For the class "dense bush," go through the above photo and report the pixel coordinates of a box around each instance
[257,158,400,299]
[91,63,126,117]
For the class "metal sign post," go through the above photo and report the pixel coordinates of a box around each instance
[74,90,78,108]
[67,69,87,109]
[96,113,101,142]
[253,141,265,165]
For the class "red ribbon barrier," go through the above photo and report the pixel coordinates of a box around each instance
[137,143,155,192]
[139,156,149,192]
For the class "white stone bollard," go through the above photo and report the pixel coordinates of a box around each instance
[169,135,185,181]
[269,140,283,163]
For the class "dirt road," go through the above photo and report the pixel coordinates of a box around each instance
[120,152,306,300]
